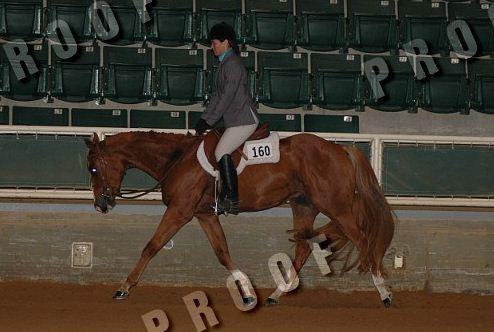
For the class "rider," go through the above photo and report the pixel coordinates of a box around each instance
[195,22,260,215]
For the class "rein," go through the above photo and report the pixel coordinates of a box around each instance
[116,182,163,199]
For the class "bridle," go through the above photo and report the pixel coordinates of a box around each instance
[90,145,116,202]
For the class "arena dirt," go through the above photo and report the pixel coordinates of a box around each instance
[0,281,493,331]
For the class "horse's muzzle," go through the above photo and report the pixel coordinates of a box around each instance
[94,195,115,214]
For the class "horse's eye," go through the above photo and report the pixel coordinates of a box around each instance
[89,168,97,175]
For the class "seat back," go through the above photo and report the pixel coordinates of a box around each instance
[103,46,153,104]
[296,0,345,51]
[148,0,193,46]
[51,45,100,102]
[349,0,398,53]
[156,48,204,105]
[258,51,309,109]
[312,53,363,111]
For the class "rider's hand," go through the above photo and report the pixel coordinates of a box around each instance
[195,118,211,136]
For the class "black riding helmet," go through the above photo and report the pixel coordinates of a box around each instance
[209,22,235,43]
[209,22,240,55]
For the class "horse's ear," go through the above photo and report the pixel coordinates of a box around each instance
[92,132,100,143]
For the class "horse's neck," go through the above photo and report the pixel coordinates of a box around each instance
[117,133,193,180]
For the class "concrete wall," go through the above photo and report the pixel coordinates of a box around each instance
[0,204,493,293]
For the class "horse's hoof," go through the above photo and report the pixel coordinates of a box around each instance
[265,297,279,306]
[243,296,256,306]
[113,290,129,300]
[383,297,392,308]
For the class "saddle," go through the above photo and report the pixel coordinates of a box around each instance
[203,123,270,170]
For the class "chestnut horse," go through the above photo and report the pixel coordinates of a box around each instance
[85,130,395,307]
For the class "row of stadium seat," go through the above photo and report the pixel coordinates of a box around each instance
[0,42,493,114]
[1,0,493,55]
[0,106,360,133]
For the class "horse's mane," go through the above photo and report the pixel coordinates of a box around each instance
[103,131,201,148]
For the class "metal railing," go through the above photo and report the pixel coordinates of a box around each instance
[1,125,493,207]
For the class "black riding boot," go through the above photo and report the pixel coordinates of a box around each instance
[216,154,239,215]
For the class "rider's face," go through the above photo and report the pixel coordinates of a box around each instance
[211,39,230,57]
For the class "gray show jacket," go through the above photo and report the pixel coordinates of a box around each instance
[201,52,260,128]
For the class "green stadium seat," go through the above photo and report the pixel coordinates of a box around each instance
[258,51,309,109]
[418,57,468,114]
[147,0,193,46]
[259,113,301,132]
[311,53,364,111]
[363,55,417,112]
[102,46,152,104]
[295,0,345,51]
[155,48,204,105]
[51,45,100,102]
[0,0,43,41]
[0,42,49,101]
[0,134,90,189]
[304,114,359,133]
[448,2,494,57]
[71,108,128,127]
[196,0,242,46]
[399,0,448,56]
[206,49,255,100]
[244,0,295,49]
[0,105,9,124]
[469,58,494,114]
[98,0,146,45]
[47,0,94,43]
[348,0,398,53]
[130,110,186,129]
[12,106,68,126]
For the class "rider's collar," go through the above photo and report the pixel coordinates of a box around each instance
[219,48,233,62]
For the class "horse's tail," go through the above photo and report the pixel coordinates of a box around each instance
[345,146,395,276]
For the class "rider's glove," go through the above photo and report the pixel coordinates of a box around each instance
[195,118,212,135]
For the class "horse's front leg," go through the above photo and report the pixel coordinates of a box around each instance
[196,213,256,305]
[196,213,234,271]
[114,206,193,299]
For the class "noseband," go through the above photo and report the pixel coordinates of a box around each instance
[91,146,115,202]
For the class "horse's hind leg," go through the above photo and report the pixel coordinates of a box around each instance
[196,213,255,305]
[371,273,392,308]
[324,210,392,307]
[266,199,319,305]
[114,207,193,299]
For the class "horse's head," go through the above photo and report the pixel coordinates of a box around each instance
[85,133,126,214]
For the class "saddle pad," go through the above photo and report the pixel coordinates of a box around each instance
[197,132,280,178]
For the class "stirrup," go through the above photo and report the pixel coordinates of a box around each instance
[214,198,239,216]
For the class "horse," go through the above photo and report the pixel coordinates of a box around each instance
[84,129,395,307]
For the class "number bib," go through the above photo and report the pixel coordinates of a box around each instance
[197,132,280,178]
[246,143,273,160]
